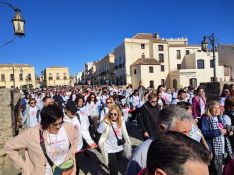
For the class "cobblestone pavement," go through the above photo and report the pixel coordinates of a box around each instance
[2,121,143,175]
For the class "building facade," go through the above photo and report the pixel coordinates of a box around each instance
[43,66,70,87]
[217,45,234,81]
[0,64,36,89]
[113,33,228,89]
[95,53,115,85]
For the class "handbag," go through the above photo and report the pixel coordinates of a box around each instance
[39,130,74,175]
[110,123,125,146]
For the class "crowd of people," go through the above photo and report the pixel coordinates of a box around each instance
[4,83,234,175]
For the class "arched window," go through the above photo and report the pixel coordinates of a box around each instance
[197,59,205,69]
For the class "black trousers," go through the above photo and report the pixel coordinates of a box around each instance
[108,151,123,175]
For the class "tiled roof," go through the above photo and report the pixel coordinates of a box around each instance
[131,58,161,66]
[0,64,33,68]
[132,33,153,39]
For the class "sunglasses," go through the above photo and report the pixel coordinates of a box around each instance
[110,113,118,116]
[91,96,95,98]
[106,101,112,104]
[30,102,36,105]
[150,100,157,103]
[51,121,64,128]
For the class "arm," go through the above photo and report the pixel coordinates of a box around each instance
[4,129,30,170]
[137,108,147,134]
[192,97,199,119]
[200,117,221,139]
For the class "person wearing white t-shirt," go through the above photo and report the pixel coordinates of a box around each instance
[97,105,132,175]
[63,101,97,175]
[22,98,41,128]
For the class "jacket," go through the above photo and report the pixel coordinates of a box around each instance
[98,119,132,166]
[4,123,78,175]
[192,96,206,119]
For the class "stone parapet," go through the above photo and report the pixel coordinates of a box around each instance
[0,89,21,175]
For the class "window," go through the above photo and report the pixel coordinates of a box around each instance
[186,50,190,55]
[10,74,14,81]
[1,74,5,82]
[197,59,205,69]
[161,65,165,72]
[149,66,154,73]
[158,45,164,51]
[27,74,32,81]
[161,79,165,86]
[64,73,67,80]
[141,44,145,49]
[210,60,214,68]
[189,78,197,88]
[134,69,137,75]
[56,73,60,80]
[49,73,53,80]
[19,74,23,81]
[177,64,181,70]
[142,53,145,58]
[159,54,164,62]
[177,50,181,59]
[173,79,177,89]
[149,81,154,88]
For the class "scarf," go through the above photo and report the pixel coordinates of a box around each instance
[209,116,233,163]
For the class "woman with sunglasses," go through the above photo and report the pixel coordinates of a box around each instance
[99,97,113,122]
[85,92,99,140]
[22,98,41,128]
[97,105,132,175]
[4,104,78,175]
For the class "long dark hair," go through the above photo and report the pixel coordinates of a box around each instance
[86,92,97,104]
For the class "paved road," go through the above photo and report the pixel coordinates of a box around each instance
[2,121,143,175]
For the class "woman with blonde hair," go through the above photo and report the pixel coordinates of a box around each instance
[200,101,233,175]
[97,105,131,175]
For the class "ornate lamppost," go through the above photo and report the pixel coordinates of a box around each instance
[0,2,25,47]
[201,33,217,82]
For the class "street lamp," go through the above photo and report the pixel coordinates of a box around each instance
[201,33,217,82]
[0,2,25,48]
[0,2,25,36]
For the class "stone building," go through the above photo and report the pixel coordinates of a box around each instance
[0,64,36,89]
[95,53,115,85]
[43,66,70,87]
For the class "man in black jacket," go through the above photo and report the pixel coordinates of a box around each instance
[137,92,160,140]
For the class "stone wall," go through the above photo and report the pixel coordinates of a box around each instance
[0,89,20,175]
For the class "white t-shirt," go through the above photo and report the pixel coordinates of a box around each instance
[45,126,70,175]
[29,107,38,127]
[86,102,99,117]
[97,122,123,153]
[122,108,129,122]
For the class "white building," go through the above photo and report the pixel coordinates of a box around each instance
[113,33,229,89]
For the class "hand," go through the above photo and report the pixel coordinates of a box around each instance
[220,129,227,136]
[229,131,233,136]
[144,132,149,138]
[89,143,98,149]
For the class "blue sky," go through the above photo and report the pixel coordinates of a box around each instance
[0,0,233,76]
